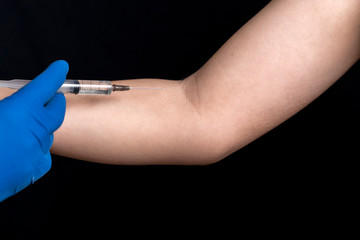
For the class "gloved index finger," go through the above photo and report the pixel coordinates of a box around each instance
[17,60,69,105]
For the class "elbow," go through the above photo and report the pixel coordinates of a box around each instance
[190,144,237,166]
[197,152,232,166]
[179,75,241,165]
[185,133,239,166]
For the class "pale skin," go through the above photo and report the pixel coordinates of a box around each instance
[1,0,360,165]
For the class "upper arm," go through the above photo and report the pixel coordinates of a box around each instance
[181,0,360,160]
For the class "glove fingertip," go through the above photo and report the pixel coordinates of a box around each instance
[50,60,69,75]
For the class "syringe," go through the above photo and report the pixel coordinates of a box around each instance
[0,79,163,95]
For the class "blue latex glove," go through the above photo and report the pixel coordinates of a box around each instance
[0,60,69,202]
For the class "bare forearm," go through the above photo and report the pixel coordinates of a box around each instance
[52,79,211,165]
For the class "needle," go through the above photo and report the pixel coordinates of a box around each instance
[112,84,164,92]
[130,87,165,90]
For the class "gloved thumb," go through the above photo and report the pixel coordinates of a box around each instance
[13,60,69,105]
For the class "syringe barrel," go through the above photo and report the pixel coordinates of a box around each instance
[60,80,113,95]
[1,79,114,95]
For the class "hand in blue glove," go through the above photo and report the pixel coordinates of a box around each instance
[0,60,69,202]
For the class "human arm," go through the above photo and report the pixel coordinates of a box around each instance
[53,0,360,165]
[3,0,359,165]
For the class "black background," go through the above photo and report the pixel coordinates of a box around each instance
[0,0,358,238]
